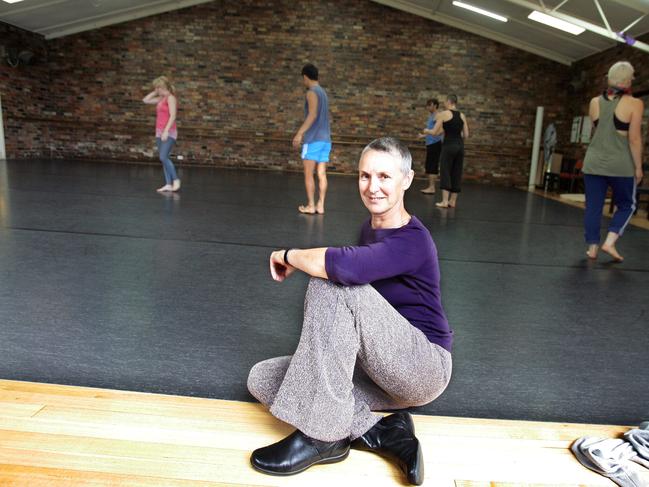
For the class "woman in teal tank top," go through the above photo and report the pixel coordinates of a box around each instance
[582,61,644,262]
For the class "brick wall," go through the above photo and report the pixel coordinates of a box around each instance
[2,0,572,185]
[0,23,50,157]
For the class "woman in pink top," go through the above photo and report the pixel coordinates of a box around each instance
[142,76,181,192]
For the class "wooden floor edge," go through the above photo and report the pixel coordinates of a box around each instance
[2,378,645,486]
[0,378,633,430]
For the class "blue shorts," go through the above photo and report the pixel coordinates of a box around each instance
[301,141,332,163]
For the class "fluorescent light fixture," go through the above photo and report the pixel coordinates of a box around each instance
[528,10,585,35]
[453,1,507,22]
[452,1,508,22]
[2,0,26,3]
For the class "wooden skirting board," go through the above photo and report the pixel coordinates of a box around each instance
[0,379,647,486]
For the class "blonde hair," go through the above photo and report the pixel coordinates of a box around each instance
[607,61,634,87]
[152,76,175,94]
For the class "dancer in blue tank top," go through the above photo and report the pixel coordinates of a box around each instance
[292,63,332,215]
[418,98,442,194]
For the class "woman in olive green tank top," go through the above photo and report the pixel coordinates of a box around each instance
[582,61,644,262]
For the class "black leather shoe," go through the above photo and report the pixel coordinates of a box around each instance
[351,412,424,485]
[251,430,350,476]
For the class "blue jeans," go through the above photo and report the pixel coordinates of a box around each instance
[583,174,636,244]
[156,137,178,185]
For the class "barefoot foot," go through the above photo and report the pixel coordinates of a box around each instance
[172,179,181,192]
[601,244,624,262]
[298,205,317,215]
[586,244,598,260]
[435,202,450,208]
[157,185,173,192]
[420,187,436,195]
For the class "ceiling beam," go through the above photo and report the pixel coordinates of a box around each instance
[502,0,649,54]
[551,1,570,13]
[506,9,607,52]
[621,13,647,34]
[592,0,612,34]
[371,0,574,64]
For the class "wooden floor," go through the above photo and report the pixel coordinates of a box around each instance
[1,381,648,486]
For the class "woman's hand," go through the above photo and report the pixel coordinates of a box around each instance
[270,250,296,282]
[636,167,644,184]
[161,129,169,142]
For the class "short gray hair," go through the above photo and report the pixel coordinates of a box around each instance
[607,61,634,87]
[360,137,412,176]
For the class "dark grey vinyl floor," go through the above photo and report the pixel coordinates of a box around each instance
[0,159,648,425]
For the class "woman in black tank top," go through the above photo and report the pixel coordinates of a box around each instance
[424,94,469,208]
[442,111,464,142]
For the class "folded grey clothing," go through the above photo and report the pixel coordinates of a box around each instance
[625,429,649,469]
[640,422,649,431]
[571,437,644,487]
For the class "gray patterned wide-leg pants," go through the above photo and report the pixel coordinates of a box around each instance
[247,277,452,442]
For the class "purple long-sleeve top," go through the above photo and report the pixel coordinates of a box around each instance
[324,216,453,352]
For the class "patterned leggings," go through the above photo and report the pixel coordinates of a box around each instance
[247,277,452,442]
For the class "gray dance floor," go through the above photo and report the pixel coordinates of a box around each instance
[0,159,647,425]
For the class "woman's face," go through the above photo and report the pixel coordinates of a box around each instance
[155,85,170,96]
[358,149,412,216]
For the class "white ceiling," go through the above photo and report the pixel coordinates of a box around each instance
[0,0,215,39]
[374,0,649,64]
[1,0,648,65]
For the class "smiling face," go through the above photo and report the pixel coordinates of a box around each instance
[358,149,413,218]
